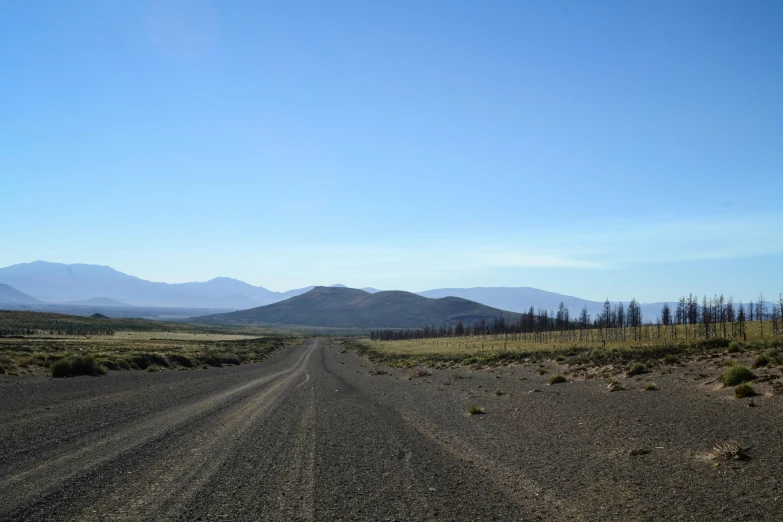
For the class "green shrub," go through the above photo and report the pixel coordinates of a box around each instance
[166,353,196,368]
[735,382,757,398]
[220,354,242,366]
[468,406,485,415]
[494,389,504,396]
[51,355,106,378]
[627,362,647,376]
[663,354,680,365]
[727,341,741,353]
[722,364,756,387]
[644,382,658,391]
[753,354,770,369]
[548,374,567,385]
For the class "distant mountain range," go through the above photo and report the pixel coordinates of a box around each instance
[197,286,520,329]
[0,283,41,305]
[1,261,772,323]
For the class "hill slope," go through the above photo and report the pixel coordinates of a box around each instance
[0,283,41,305]
[196,286,519,328]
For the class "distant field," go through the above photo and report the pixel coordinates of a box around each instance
[0,311,305,377]
[352,320,782,368]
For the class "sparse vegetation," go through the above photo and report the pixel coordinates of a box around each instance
[468,406,485,415]
[627,362,647,376]
[0,311,303,376]
[494,389,504,396]
[721,364,756,387]
[644,382,658,391]
[708,441,752,461]
[735,382,758,398]
[548,374,567,385]
[752,354,770,369]
[50,355,106,378]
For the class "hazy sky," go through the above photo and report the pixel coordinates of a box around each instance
[2,0,782,301]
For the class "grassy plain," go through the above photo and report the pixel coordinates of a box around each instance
[349,321,782,371]
[0,311,305,376]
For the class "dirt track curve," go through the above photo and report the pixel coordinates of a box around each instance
[1,339,781,521]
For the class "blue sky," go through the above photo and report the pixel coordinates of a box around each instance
[1,0,781,301]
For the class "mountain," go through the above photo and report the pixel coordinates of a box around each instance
[0,262,289,309]
[66,297,129,306]
[196,286,521,328]
[0,283,41,305]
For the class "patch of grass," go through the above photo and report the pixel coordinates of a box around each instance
[735,382,758,398]
[663,354,679,365]
[627,362,647,376]
[548,374,567,385]
[494,389,504,396]
[727,341,742,353]
[644,382,658,391]
[606,379,624,391]
[468,406,485,415]
[50,355,106,378]
[721,364,756,387]
[708,441,751,461]
[752,354,770,369]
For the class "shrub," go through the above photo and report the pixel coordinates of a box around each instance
[727,341,742,353]
[709,441,751,461]
[644,382,658,391]
[166,354,196,368]
[722,364,756,387]
[735,383,757,398]
[627,362,647,376]
[468,406,485,415]
[753,354,770,369]
[663,354,679,365]
[51,355,106,378]
[548,374,567,385]
[495,389,504,396]
[220,354,242,366]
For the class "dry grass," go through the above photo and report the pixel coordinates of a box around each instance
[0,326,304,377]
[708,441,752,461]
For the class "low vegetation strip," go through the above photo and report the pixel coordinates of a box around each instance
[342,336,783,375]
[0,311,305,377]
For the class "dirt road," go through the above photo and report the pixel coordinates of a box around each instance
[1,339,781,521]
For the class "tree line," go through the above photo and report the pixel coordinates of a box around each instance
[370,293,783,343]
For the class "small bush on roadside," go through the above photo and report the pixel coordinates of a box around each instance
[51,355,106,378]
[735,383,757,398]
[166,354,196,368]
[663,354,679,365]
[628,362,647,376]
[644,382,658,391]
[727,341,742,353]
[722,364,756,387]
[709,441,751,461]
[753,354,770,369]
[495,389,504,396]
[548,374,567,385]
[468,406,485,415]
[220,354,242,366]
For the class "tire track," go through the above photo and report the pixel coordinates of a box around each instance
[0,342,315,519]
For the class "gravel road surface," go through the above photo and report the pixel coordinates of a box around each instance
[1,339,781,521]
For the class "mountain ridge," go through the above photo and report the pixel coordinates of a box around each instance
[196,286,521,329]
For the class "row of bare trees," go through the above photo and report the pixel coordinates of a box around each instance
[370,293,783,343]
